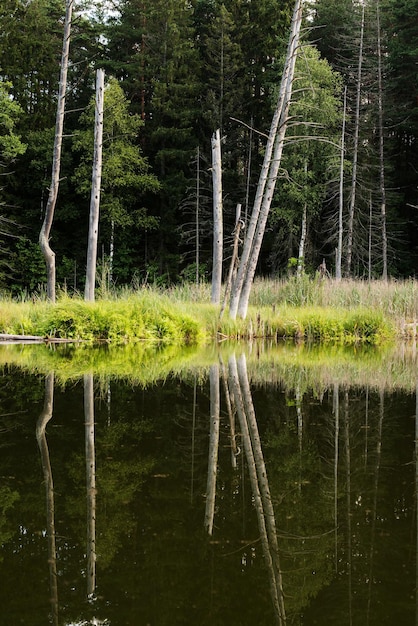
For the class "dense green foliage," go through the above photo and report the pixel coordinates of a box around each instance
[0,0,417,293]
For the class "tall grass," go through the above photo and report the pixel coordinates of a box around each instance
[0,277,415,344]
[247,276,418,322]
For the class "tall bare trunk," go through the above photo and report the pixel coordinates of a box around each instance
[211,129,223,304]
[297,161,307,277]
[346,3,364,277]
[229,0,303,319]
[336,86,347,280]
[36,374,58,626]
[85,69,105,302]
[196,146,200,285]
[376,0,388,280]
[39,0,73,302]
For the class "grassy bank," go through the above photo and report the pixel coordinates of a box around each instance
[1,277,415,345]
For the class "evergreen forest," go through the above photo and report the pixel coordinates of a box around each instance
[0,0,417,295]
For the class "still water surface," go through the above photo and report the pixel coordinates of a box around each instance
[0,343,417,625]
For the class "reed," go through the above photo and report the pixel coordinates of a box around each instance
[249,276,418,321]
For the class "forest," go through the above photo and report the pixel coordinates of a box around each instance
[0,0,417,295]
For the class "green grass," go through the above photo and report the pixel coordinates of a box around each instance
[0,277,414,345]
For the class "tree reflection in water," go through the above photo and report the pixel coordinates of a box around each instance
[1,348,416,625]
[228,353,286,625]
[36,372,58,626]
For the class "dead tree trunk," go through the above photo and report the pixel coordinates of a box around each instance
[336,86,347,280]
[39,0,73,302]
[220,203,243,319]
[376,0,388,280]
[346,3,364,277]
[85,69,105,302]
[297,163,308,277]
[229,0,303,319]
[211,129,223,304]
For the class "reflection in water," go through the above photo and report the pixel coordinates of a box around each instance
[333,383,340,574]
[2,349,418,624]
[205,364,220,535]
[366,391,384,624]
[36,373,58,626]
[84,373,96,598]
[344,391,353,626]
[228,354,286,625]
[416,382,418,626]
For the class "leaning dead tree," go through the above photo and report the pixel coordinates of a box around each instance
[39,0,73,302]
[229,0,303,319]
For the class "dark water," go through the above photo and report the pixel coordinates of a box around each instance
[0,350,417,625]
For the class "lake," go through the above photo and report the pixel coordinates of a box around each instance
[0,341,417,625]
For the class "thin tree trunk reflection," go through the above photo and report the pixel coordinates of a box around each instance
[221,359,238,469]
[229,354,286,625]
[36,372,58,626]
[344,391,353,626]
[191,374,197,503]
[84,373,96,598]
[333,383,339,573]
[205,364,220,535]
[366,389,384,623]
[416,382,418,626]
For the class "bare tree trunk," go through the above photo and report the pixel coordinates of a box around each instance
[85,69,105,302]
[297,161,307,277]
[84,373,96,598]
[220,203,243,319]
[368,194,373,281]
[211,129,223,304]
[196,146,200,286]
[336,86,347,280]
[376,0,388,280]
[39,0,73,302]
[229,0,303,319]
[346,3,364,278]
[204,364,221,535]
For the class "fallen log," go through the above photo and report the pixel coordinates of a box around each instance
[0,333,78,344]
[0,333,45,342]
